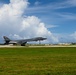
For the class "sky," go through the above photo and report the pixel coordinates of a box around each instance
[0,0,76,43]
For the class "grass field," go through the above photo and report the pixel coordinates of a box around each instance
[0,47,76,75]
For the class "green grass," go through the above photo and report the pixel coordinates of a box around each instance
[0,47,76,75]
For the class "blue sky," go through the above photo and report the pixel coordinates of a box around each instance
[27,0,76,34]
[0,0,76,43]
[0,0,9,3]
[1,0,76,34]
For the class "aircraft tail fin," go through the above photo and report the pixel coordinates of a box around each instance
[3,36,11,44]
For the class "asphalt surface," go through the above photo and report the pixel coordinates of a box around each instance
[0,45,76,48]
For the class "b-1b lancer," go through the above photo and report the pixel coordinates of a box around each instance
[3,36,47,46]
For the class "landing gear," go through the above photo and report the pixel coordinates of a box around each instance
[13,43,17,45]
[21,42,27,46]
[39,40,41,44]
[21,44,25,46]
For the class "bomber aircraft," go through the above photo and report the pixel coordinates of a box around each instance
[3,36,47,46]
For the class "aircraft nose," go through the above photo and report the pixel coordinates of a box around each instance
[43,38,47,40]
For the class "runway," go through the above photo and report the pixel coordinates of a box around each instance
[0,45,76,48]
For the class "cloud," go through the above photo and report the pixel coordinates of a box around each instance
[53,0,76,9]
[56,13,76,20]
[26,0,76,14]
[34,1,41,6]
[66,0,76,7]
[0,0,59,43]
[71,32,76,40]
[53,33,71,43]
[46,25,58,29]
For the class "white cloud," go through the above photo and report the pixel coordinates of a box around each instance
[0,0,59,43]
[26,0,76,14]
[46,25,58,29]
[71,32,76,40]
[57,13,76,20]
[50,0,76,9]
[66,0,76,7]
[9,34,23,39]
[34,1,41,6]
